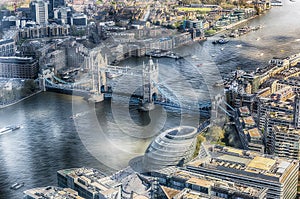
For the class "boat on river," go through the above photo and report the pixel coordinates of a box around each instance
[106,72,123,79]
[212,38,229,44]
[0,125,21,135]
[10,182,24,190]
[146,49,182,59]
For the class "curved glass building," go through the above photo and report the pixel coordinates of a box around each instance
[143,126,198,172]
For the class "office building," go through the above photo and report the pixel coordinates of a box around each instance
[18,23,70,39]
[1,16,20,29]
[0,39,16,56]
[71,13,87,26]
[53,7,71,24]
[186,142,299,199]
[0,56,39,79]
[30,0,49,25]
[151,166,267,199]
[57,167,117,199]
[49,0,65,18]
[185,20,203,29]
[57,167,152,199]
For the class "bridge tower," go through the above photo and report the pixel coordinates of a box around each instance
[141,57,159,111]
[211,94,227,124]
[88,50,107,103]
[39,69,54,91]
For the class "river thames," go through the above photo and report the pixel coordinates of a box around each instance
[1,1,300,198]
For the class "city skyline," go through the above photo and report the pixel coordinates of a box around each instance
[1,0,300,198]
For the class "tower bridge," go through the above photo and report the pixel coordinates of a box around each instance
[39,49,235,117]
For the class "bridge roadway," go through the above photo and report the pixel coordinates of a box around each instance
[45,78,235,118]
[44,72,214,115]
[197,120,210,133]
[42,63,235,118]
[98,65,235,118]
[126,95,212,117]
[45,77,235,118]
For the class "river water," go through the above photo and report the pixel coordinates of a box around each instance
[1,1,300,198]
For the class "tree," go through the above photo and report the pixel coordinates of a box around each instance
[206,125,225,143]
[21,80,38,97]
[193,134,206,158]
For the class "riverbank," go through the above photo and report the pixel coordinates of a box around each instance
[0,90,42,109]
[208,14,259,37]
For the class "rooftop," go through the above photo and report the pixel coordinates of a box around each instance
[186,177,213,188]
[160,186,180,199]
[187,143,297,179]
[243,116,256,126]
[0,56,36,64]
[24,186,84,199]
[239,106,250,116]
[154,166,266,197]
[58,167,152,198]
[247,128,261,138]
[247,156,276,171]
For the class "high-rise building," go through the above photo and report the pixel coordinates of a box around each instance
[186,142,299,199]
[234,106,264,153]
[271,125,300,160]
[49,0,65,10]
[48,0,65,19]
[53,7,71,24]
[70,13,87,26]
[257,96,300,155]
[30,0,49,25]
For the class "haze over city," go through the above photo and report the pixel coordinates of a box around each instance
[1,0,300,198]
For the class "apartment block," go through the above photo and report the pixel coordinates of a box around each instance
[151,166,267,199]
[0,56,39,79]
[235,106,264,153]
[271,125,300,160]
[186,142,299,199]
